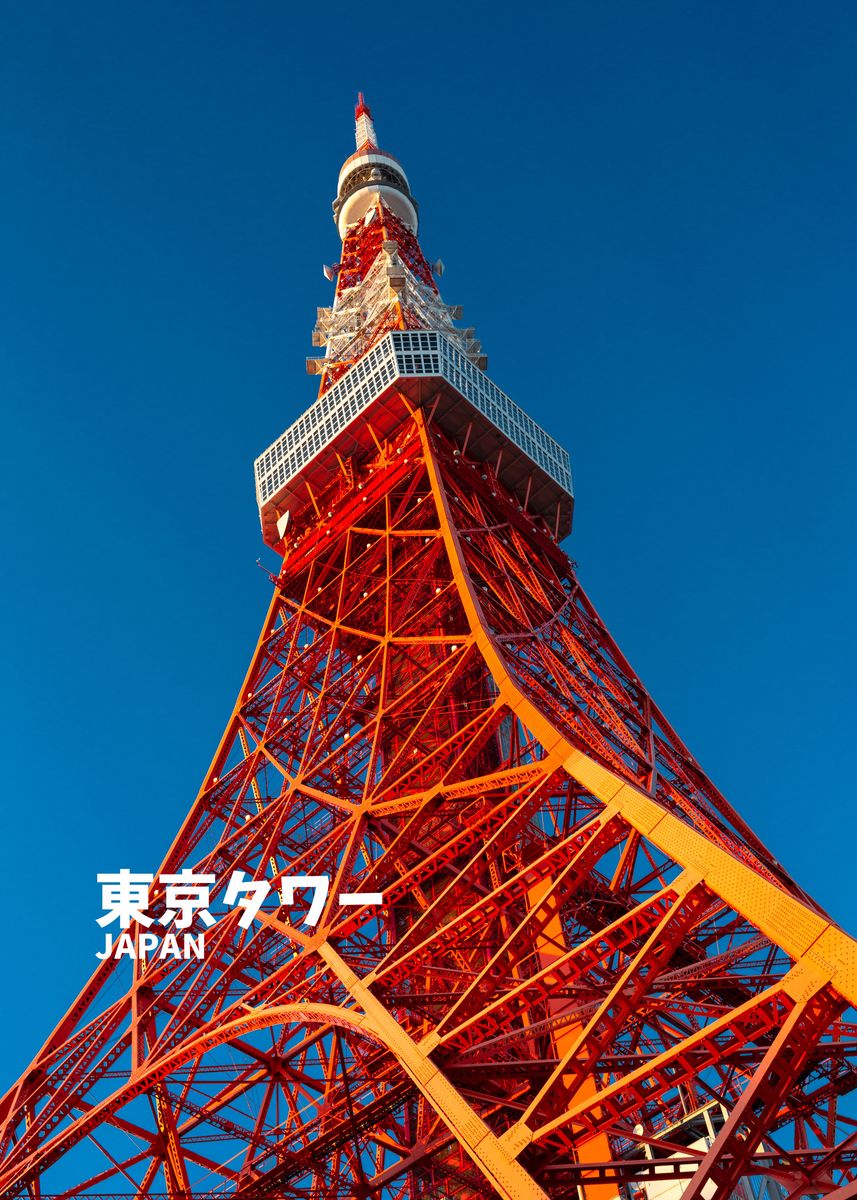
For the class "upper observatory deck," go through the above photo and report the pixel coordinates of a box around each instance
[254,331,574,548]
[254,97,573,550]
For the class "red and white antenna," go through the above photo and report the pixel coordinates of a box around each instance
[354,92,377,151]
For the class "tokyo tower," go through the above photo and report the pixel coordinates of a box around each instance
[3,95,857,1200]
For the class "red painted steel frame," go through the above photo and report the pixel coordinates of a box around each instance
[0,414,854,1198]
[2,103,856,1200]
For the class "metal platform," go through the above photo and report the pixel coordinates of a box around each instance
[255,330,574,547]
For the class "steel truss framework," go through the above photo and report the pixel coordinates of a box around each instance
[314,201,485,394]
[2,406,857,1199]
[4,93,857,1200]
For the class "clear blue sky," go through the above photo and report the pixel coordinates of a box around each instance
[1,3,855,1076]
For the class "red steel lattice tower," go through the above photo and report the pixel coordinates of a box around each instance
[2,96,857,1200]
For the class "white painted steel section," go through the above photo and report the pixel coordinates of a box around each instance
[337,152,410,194]
[337,186,418,240]
[354,111,376,151]
[254,332,572,513]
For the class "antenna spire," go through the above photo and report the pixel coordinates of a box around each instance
[354,91,377,151]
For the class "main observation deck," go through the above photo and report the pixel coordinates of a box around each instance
[255,330,574,549]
